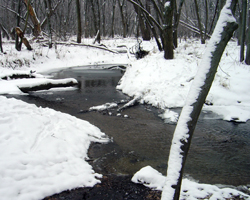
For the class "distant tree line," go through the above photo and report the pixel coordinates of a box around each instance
[0,0,250,62]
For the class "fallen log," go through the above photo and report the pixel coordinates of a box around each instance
[117,97,140,112]
[1,73,37,80]
[55,41,118,54]
[17,78,79,93]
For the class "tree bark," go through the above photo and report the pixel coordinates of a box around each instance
[204,0,208,40]
[0,28,3,53]
[90,0,101,43]
[23,0,41,37]
[162,0,174,59]
[194,0,205,44]
[173,0,185,48]
[76,0,82,43]
[15,0,22,51]
[208,0,219,35]
[161,1,238,199]
[118,0,127,38]
[111,0,116,38]
[240,0,247,62]
[44,0,53,48]
[15,27,32,50]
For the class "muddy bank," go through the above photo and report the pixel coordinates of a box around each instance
[43,175,161,200]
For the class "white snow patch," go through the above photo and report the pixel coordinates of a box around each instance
[159,109,179,124]
[132,166,250,200]
[89,102,118,111]
[0,96,108,200]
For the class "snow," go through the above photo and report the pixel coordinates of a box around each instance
[0,29,250,198]
[89,102,118,111]
[132,166,250,200]
[0,96,108,200]
[164,1,171,8]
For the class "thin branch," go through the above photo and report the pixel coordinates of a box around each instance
[0,5,33,29]
[126,0,163,32]
[41,0,62,29]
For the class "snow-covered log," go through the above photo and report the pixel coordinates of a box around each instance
[55,42,118,54]
[17,78,79,93]
[1,71,38,80]
[117,97,140,112]
[161,1,238,200]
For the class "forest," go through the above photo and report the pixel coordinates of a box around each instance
[0,1,250,200]
[0,0,249,61]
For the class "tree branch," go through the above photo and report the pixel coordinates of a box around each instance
[126,0,163,32]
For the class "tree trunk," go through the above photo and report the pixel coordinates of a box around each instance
[173,0,185,48]
[161,1,238,199]
[245,28,250,64]
[208,0,219,35]
[23,0,41,37]
[76,0,82,43]
[194,0,205,44]
[133,0,149,40]
[162,0,174,59]
[15,27,32,50]
[44,0,53,48]
[18,78,79,93]
[111,0,116,38]
[118,0,127,38]
[0,28,3,53]
[204,0,208,40]
[90,0,101,43]
[240,0,247,62]
[15,0,22,51]
[245,2,250,64]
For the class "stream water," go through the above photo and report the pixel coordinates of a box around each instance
[9,66,250,187]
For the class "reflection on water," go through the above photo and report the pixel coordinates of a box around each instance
[10,67,250,187]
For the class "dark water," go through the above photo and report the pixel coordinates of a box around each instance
[10,67,250,187]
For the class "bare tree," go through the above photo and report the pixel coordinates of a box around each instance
[15,0,22,51]
[240,0,247,62]
[162,0,174,59]
[194,0,205,44]
[23,0,42,37]
[44,0,53,48]
[111,0,116,37]
[0,26,3,53]
[76,0,82,43]
[118,0,128,38]
[173,0,185,48]
[161,0,238,199]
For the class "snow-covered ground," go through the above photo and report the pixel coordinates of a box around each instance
[132,166,250,200]
[0,37,250,199]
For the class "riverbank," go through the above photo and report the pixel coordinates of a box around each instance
[0,37,250,199]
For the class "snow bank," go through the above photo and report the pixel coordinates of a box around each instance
[0,96,108,200]
[117,38,250,122]
[132,166,250,200]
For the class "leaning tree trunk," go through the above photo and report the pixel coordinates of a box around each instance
[161,1,238,200]
[23,0,41,37]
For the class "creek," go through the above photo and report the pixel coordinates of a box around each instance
[9,66,250,187]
